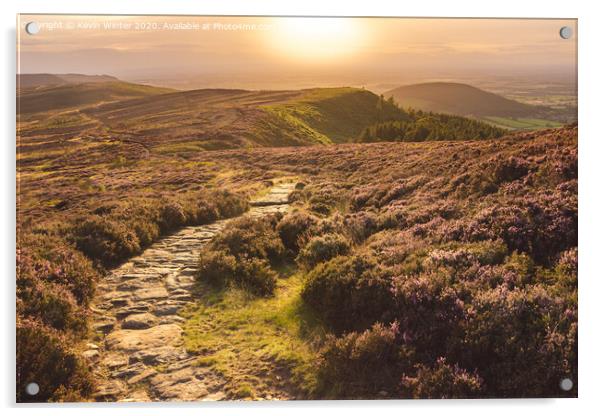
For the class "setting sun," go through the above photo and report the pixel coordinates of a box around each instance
[267,17,363,62]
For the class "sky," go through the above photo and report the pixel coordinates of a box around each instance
[17,15,577,90]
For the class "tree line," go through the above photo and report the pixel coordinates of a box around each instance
[362,96,507,142]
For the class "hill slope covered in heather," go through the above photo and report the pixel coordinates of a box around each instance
[17,123,577,401]
[19,83,506,156]
[17,81,175,114]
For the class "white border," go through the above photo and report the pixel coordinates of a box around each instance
[3,0,601,415]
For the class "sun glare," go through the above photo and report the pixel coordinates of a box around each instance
[268,17,362,63]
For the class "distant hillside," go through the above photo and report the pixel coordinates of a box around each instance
[17,81,175,114]
[17,84,514,154]
[74,87,406,151]
[385,82,541,118]
[262,88,406,143]
[17,73,120,89]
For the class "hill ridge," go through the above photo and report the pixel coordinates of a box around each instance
[17,73,120,89]
[384,81,538,117]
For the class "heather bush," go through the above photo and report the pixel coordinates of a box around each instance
[490,156,531,184]
[351,184,388,211]
[409,217,447,240]
[213,190,250,218]
[306,185,349,215]
[197,249,237,287]
[17,318,93,402]
[107,200,162,245]
[535,147,577,185]
[344,211,379,243]
[313,265,576,398]
[378,176,427,207]
[376,208,406,230]
[18,233,98,306]
[470,176,499,196]
[459,284,576,397]
[310,226,576,397]
[197,249,277,296]
[91,203,118,215]
[16,233,99,401]
[158,201,187,231]
[317,322,400,397]
[461,253,536,291]
[71,190,249,266]
[390,271,466,362]
[368,231,428,269]
[276,210,319,252]
[553,148,578,181]
[197,215,283,295]
[17,279,86,333]
[302,255,394,333]
[502,252,536,286]
[210,216,284,263]
[235,257,278,296]
[309,200,332,215]
[553,248,578,293]
[72,216,141,266]
[296,233,351,269]
[189,199,219,224]
[465,191,577,265]
[425,240,508,270]
[401,357,483,399]
[128,217,161,247]
[307,213,346,237]
[466,239,509,265]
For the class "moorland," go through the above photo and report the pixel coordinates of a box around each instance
[17,75,577,401]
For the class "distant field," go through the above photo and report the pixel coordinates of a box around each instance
[507,94,577,109]
[479,116,564,130]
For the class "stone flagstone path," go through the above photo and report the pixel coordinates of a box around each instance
[87,182,296,402]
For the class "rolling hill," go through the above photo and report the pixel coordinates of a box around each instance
[17,73,120,88]
[261,87,404,143]
[385,82,540,117]
[17,81,175,115]
[91,86,406,148]
[384,82,575,131]
[18,81,509,160]
[21,86,407,151]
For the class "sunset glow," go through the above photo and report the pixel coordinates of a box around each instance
[267,17,363,62]
[17,15,577,90]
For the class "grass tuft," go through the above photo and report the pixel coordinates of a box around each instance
[182,272,323,398]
